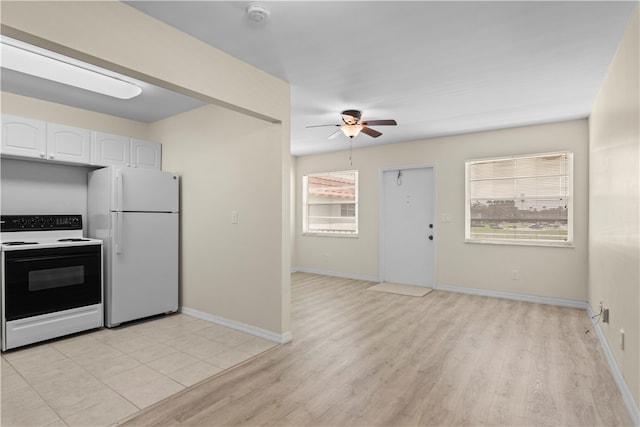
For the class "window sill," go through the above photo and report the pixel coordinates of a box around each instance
[465,238,573,248]
[303,232,359,238]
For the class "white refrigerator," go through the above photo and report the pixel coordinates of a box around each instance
[88,166,179,327]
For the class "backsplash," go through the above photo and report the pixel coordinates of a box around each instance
[1,158,91,232]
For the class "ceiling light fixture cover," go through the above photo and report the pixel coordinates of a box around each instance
[341,124,363,138]
[1,39,142,100]
[246,3,271,22]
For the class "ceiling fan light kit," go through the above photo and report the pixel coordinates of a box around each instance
[341,124,363,138]
[307,109,397,141]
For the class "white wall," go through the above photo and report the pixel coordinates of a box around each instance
[589,6,639,410]
[1,159,89,222]
[294,119,589,302]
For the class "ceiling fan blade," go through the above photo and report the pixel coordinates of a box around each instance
[328,129,343,139]
[306,124,340,128]
[361,119,397,126]
[361,126,382,138]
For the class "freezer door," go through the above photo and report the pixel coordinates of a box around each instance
[114,167,179,213]
[107,212,178,326]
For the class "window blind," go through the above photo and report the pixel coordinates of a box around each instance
[466,153,572,244]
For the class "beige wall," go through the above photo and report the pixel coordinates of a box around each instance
[589,6,639,409]
[294,119,589,301]
[149,105,289,336]
[1,1,291,338]
[1,92,150,139]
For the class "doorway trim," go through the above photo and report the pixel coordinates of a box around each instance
[378,163,438,285]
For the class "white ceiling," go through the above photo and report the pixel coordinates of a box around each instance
[3,2,637,156]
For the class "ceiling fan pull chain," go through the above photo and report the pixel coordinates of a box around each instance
[349,141,353,166]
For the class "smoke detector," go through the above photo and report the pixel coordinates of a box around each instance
[246,4,270,23]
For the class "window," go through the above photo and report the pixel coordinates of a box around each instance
[303,170,358,236]
[465,152,573,246]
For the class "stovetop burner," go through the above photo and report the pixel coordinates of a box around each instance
[3,241,40,246]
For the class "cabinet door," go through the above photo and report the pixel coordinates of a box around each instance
[131,138,162,170]
[92,132,130,167]
[47,123,91,164]
[1,115,46,159]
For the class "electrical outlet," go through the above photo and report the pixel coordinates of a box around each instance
[231,210,238,224]
[602,308,609,323]
[511,269,519,280]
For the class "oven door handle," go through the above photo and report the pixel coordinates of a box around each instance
[114,212,123,254]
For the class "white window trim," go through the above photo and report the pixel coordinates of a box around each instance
[465,151,574,248]
[303,170,359,237]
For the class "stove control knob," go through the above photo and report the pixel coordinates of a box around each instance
[47,217,55,227]
[28,217,37,227]
[18,217,27,227]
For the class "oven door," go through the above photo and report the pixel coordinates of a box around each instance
[3,245,102,321]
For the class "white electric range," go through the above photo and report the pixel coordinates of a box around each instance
[0,214,103,351]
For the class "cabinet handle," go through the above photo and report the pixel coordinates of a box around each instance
[40,152,45,158]
[49,154,54,159]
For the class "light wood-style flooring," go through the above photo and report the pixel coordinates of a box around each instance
[124,273,632,426]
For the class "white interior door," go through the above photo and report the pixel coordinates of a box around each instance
[381,166,435,287]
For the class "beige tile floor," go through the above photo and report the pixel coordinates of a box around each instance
[1,313,278,427]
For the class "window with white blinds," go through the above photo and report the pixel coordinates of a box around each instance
[303,170,358,236]
[465,153,573,246]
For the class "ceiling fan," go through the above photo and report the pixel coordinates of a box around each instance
[307,109,397,139]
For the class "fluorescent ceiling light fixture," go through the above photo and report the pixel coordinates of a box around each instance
[1,38,142,100]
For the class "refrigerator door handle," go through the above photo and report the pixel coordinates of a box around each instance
[114,212,123,254]
[114,168,123,211]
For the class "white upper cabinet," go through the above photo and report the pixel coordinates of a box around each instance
[1,115,161,169]
[1,116,90,165]
[92,132,131,167]
[131,138,162,170]
[47,123,91,164]
[1,115,47,159]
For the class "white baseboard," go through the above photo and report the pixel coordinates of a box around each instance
[436,283,588,309]
[292,267,379,282]
[586,305,640,426]
[180,307,293,344]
